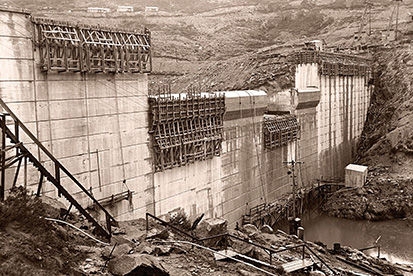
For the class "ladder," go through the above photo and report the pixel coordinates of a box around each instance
[0,98,117,240]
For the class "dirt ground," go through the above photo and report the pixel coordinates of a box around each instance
[0,187,91,275]
[1,189,411,275]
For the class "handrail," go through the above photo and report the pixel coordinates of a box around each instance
[0,99,117,239]
[157,240,278,276]
[145,213,197,241]
[359,244,381,258]
[0,99,116,222]
[0,120,112,238]
[145,212,335,274]
[304,244,336,275]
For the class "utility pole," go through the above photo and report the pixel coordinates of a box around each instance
[368,1,372,36]
[394,0,403,41]
[284,159,304,218]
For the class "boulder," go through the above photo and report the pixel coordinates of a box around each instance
[108,254,169,276]
[195,218,228,248]
[170,245,187,254]
[140,246,154,255]
[146,228,169,240]
[242,224,259,235]
[102,243,133,259]
[152,245,171,256]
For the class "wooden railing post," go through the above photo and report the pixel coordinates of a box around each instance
[0,114,6,201]
[36,174,44,197]
[302,245,305,260]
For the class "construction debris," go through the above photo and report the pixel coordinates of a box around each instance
[108,254,169,276]
[0,190,409,275]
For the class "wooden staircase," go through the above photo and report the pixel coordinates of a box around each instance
[0,99,117,240]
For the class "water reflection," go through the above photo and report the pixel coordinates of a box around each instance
[302,214,413,264]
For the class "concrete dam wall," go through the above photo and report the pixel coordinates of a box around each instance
[293,52,371,185]
[0,8,153,221]
[0,8,372,228]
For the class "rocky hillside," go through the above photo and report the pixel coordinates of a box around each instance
[357,45,413,172]
[3,0,411,92]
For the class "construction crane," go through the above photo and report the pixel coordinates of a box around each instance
[387,0,403,41]
[394,0,403,40]
[355,1,372,41]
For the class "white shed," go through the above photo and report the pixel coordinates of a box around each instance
[345,164,368,188]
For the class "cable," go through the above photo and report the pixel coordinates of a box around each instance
[43,217,110,246]
[155,240,278,276]
[246,91,267,204]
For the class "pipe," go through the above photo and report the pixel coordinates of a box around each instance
[155,240,278,276]
[44,217,110,246]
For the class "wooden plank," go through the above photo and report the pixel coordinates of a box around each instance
[282,258,314,273]
[214,249,239,261]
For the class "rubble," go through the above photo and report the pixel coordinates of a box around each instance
[260,224,274,234]
[0,189,409,275]
[323,172,413,220]
[146,228,170,240]
[108,254,169,276]
[195,218,228,247]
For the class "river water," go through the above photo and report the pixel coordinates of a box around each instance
[302,214,413,264]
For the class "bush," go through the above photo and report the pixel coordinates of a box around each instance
[0,187,49,234]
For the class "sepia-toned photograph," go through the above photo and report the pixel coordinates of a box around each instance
[0,0,412,275]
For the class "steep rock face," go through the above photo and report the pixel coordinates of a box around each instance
[321,45,413,221]
[357,45,413,173]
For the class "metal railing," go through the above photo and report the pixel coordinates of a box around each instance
[145,212,336,274]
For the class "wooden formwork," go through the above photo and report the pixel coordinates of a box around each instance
[292,50,370,77]
[263,115,300,149]
[149,93,225,172]
[32,18,151,74]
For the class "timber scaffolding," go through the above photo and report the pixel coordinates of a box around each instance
[148,86,226,172]
[242,182,345,229]
[292,50,371,77]
[32,17,151,73]
[263,115,300,149]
